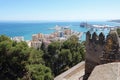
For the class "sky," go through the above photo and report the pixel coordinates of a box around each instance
[0,0,120,21]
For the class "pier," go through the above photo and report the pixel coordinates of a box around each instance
[87,25,119,32]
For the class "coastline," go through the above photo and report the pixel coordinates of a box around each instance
[0,21,119,41]
[108,19,120,23]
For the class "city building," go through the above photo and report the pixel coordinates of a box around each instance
[29,26,82,49]
[31,41,42,49]
[12,36,24,42]
[32,34,38,41]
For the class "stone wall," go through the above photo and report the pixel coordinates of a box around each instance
[84,30,120,80]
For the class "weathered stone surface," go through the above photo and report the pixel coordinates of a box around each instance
[88,62,120,80]
[84,29,120,80]
[54,61,85,80]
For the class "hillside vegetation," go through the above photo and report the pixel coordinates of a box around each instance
[0,35,85,80]
[0,35,53,80]
[117,28,120,36]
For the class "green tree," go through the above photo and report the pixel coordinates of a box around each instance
[40,42,47,53]
[0,35,11,42]
[0,40,29,80]
[58,49,72,74]
[45,41,60,76]
[44,35,85,76]
[28,49,44,64]
[26,64,53,80]
[0,35,53,80]
[117,28,120,36]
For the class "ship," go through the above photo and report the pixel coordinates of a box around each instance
[80,22,88,27]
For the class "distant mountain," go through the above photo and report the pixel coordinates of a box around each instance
[109,19,120,23]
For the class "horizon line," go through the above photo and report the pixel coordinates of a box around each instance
[0,19,109,23]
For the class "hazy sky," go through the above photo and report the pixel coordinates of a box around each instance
[0,0,120,21]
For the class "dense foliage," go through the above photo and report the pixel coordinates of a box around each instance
[0,35,85,80]
[0,35,53,80]
[117,28,120,36]
[43,35,85,76]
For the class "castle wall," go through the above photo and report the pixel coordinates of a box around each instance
[84,30,120,80]
[84,32,105,80]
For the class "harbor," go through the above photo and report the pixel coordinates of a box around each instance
[28,25,83,48]
[10,21,120,49]
[11,25,83,49]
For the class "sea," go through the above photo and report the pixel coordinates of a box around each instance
[0,21,120,41]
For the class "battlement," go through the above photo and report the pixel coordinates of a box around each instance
[84,30,120,80]
[86,31,105,44]
[86,30,119,45]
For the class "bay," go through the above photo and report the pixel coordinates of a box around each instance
[0,21,119,41]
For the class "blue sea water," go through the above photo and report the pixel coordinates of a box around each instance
[0,21,120,41]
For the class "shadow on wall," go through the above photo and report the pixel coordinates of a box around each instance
[83,29,120,80]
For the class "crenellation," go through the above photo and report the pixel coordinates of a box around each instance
[99,32,105,45]
[84,29,120,80]
[91,32,98,43]
[86,31,91,44]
